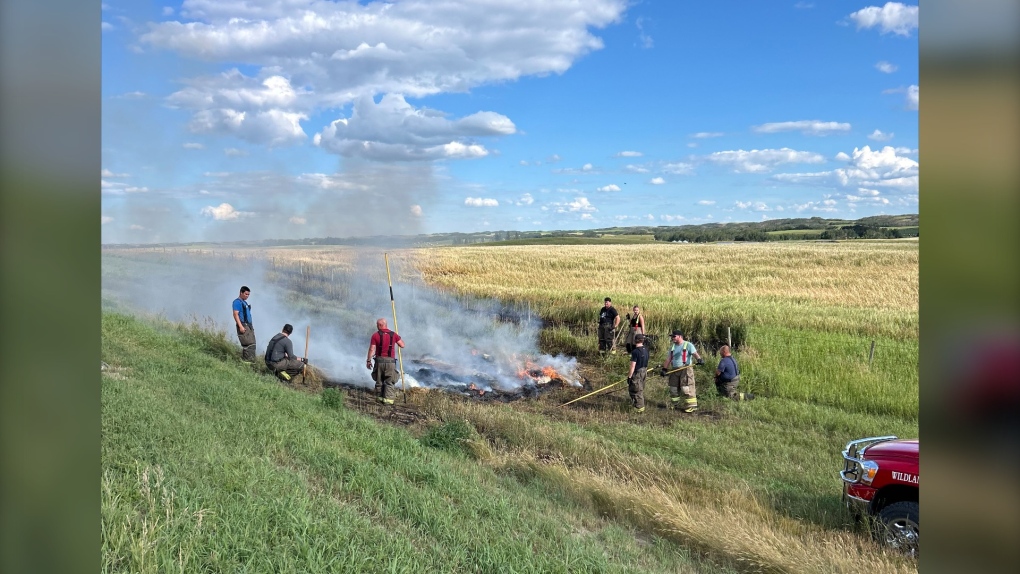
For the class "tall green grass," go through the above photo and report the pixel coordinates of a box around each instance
[102,312,729,573]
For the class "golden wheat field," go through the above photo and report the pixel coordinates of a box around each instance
[408,241,918,338]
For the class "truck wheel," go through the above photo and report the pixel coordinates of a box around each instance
[875,501,919,557]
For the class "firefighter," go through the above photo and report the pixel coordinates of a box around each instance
[598,297,620,354]
[662,330,703,412]
[264,324,307,382]
[232,286,256,363]
[627,334,650,413]
[366,318,405,405]
[715,345,754,401]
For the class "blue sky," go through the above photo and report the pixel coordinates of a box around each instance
[101,1,918,243]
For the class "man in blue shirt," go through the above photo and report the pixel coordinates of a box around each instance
[715,345,754,401]
[232,286,256,363]
[661,330,703,412]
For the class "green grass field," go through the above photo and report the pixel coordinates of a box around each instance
[102,314,736,573]
[101,241,918,573]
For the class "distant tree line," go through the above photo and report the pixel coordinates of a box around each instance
[653,227,771,243]
[819,225,917,240]
[653,217,918,243]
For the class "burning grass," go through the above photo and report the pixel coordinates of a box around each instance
[102,240,919,572]
[103,312,732,573]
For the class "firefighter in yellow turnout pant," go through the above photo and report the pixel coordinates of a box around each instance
[662,330,703,412]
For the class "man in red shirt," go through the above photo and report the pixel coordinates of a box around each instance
[366,318,406,404]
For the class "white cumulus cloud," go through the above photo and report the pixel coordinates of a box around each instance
[516,193,534,206]
[142,1,627,149]
[596,184,621,192]
[875,61,898,73]
[183,142,205,150]
[773,145,918,192]
[697,200,715,206]
[906,84,919,110]
[169,73,311,146]
[735,201,771,212]
[289,216,307,224]
[751,120,851,136]
[662,162,694,175]
[868,129,894,141]
[649,177,665,185]
[552,197,597,214]
[314,94,513,161]
[792,201,839,213]
[465,197,499,207]
[849,2,919,36]
[704,148,826,173]
[200,202,253,220]
[101,215,114,225]
[615,150,642,157]
[411,204,423,216]
[691,132,724,139]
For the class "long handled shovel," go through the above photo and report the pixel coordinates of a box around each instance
[560,367,654,407]
[303,325,310,377]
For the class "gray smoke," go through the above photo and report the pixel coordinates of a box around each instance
[101,248,579,392]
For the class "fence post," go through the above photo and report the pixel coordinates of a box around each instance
[868,340,876,366]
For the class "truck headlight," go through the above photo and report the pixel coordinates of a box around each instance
[860,460,879,485]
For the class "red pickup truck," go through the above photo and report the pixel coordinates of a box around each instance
[840,435,919,556]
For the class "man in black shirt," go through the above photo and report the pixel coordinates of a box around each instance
[598,297,620,354]
[627,334,650,412]
[265,324,307,382]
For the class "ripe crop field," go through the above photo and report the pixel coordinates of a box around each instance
[412,241,919,418]
[101,240,919,573]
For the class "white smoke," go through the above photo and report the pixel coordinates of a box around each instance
[101,249,579,392]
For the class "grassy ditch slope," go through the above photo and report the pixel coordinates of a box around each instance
[102,240,918,573]
[102,313,722,573]
[102,314,917,574]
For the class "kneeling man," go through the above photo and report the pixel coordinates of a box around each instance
[265,324,306,381]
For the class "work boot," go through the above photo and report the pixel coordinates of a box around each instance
[378,397,395,405]
[634,406,645,413]
[279,371,291,381]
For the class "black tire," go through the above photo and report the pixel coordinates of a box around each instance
[875,501,919,557]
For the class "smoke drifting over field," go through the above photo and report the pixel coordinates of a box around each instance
[101,249,578,392]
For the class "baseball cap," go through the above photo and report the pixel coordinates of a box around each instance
[671,330,683,337]
[634,334,646,342]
